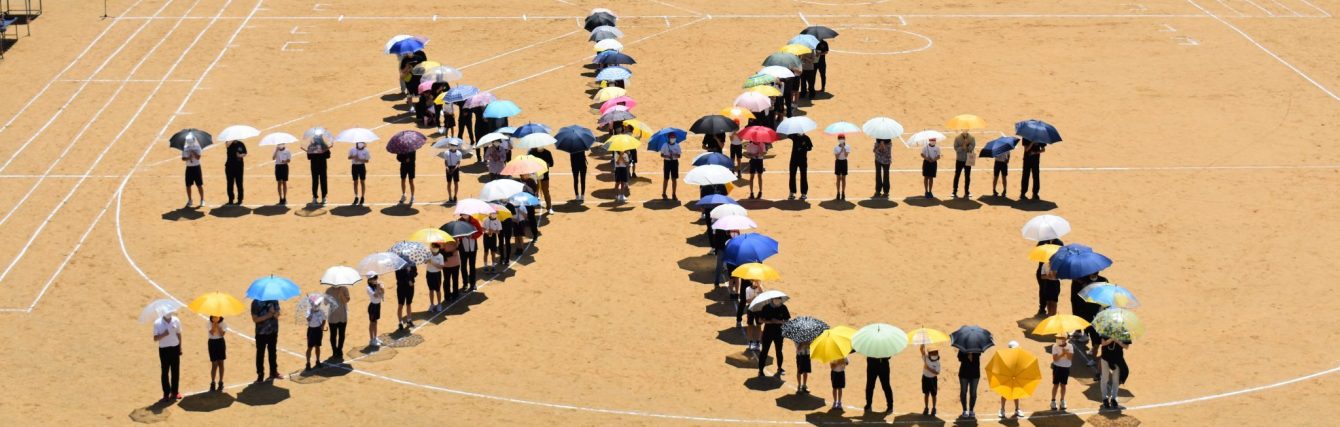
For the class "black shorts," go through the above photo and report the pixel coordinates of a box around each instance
[921,376,938,395]
[425,271,442,292]
[663,159,679,179]
[1052,364,1071,385]
[367,303,381,321]
[445,167,460,182]
[1041,279,1062,302]
[922,161,937,178]
[831,371,846,389]
[306,326,323,348]
[484,235,498,251]
[994,161,1008,176]
[512,220,527,235]
[629,150,638,164]
[400,162,416,179]
[275,164,289,181]
[748,158,764,173]
[746,311,758,326]
[207,338,226,362]
[730,144,743,159]
[396,285,414,305]
[834,159,848,176]
[796,356,812,374]
[352,164,367,181]
[614,167,629,183]
[185,165,203,187]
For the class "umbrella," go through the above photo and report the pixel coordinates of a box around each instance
[1080,282,1141,309]
[510,192,541,206]
[748,85,782,97]
[303,127,332,145]
[801,25,839,39]
[720,107,755,124]
[986,348,1042,399]
[906,130,946,148]
[697,194,738,206]
[386,130,427,154]
[441,220,480,238]
[258,132,298,147]
[692,152,733,168]
[483,100,521,119]
[169,128,213,150]
[622,119,653,141]
[779,44,813,56]
[187,292,246,317]
[335,128,379,143]
[646,127,687,152]
[320,266,363,286]
[595,66,632,82]
[439,85,479,104]
[732,262,780,281]
[852,323,909,358]
[1022,214,1070,241]
[421,65,463,83]
[1093,307,1145,341]
[710,204,748,220]
[589,25,623,41]
[1049,244,1112,279]
[432,137,466,149]
[476,132,509,148]
[218,125,260,141]
[480,179,526,201]
[295,293,338,322]
[809,325,857,363]
[384,35,426,54]
[685,164,737,185]
[517,133,557,150]
[477,203,513,222]
[945,114,987,130]
[712,215,757,231]
[738,126,778,144]
[605,134,641,152]
[762,52,802,69]
[724,233,780,265]
[513,123,552,139]
[357,252,408,276]
[245,275,301,301]
[758,65,796,79]
[1027,244,1062,263]
[743,73,778,88]
[501,156,549,175]
[408,228,455,246]
[600,96,637,114]
[455,198,497,215]
[690,115,739,134]
[907,328,951,346]
[595,51,635,66]
[598,109,635,125]
[388,37,425,55]
[734,92,773,113]
[1033,314,1092,336]
[748,289,788,311]
[388,240,431,264]
[590,7,616,16]
[950,325,995,353]
[782,316,829,343]
[410,61,441,76]
[593,86,626,101]
[465,91,497,108]
[140,299,186,323]
[979,136,1020,158]
[593,39,623,52]
[1016,119,1062,144]
[555,125,597,153]
[777,117,817,135]
[862,117,904,139]
[584,13,616,31]
[824,121,860,136]
[435,149,473,161]
[788,34,820,48]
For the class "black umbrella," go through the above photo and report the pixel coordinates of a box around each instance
[800,26,839,39]
[554,125,596,153]
[950,325,995,353]
[594,52,636,66]
[169,128,213,150]
[781,316,829,343]
[690,115,740,134]
[440,220,478,238]
[584,13,616,31]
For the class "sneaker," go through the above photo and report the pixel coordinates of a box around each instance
[922,408,928,416]
[965,192,972,199]
[399,195,406,204]
[951,192,957,199]
[409,196,414,204]
[1015,409,1024,418]
[833,402,842,410]
[799,194,807,200]
[961,411,969,419]
[968,411,975,418]
[311,198,318,205]
[999,409,1005,419]
[1050,400,1057,411]
[788,194,796,200]
[931,408,936,416]
[1059,400,1067,411]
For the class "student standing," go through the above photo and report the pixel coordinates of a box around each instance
[873,139,892,198]
[500,204,517,262]
[864,356,893,413]
[454,101,475,145]
[442,242,462,301]
[815,40,830,92]
[325,285,349,360]
[992,146,1010,197]
[1071,272,1107,361]
[921,346,941,416]
[458,215,479,291]
[998,342,1026,419]
[1098,337,1130,411]
[1019,139,1045,200]
[756,297,791,377]
[788,133,812,200]
[612,150,631,202]
[224,140,247,205]
[570,150,588,202]
[438,90,455,137]
[206,316,227,392]
[397,150,417,205]
[486,144,505,179]
[366,273,384,347]
[305,138,330,205]
[741,280,763,349]
[957,350,980,419]
[1050,334,1074,411]
[1036,238,1064,317]
[529,147,555,213]
[483,213,503,270]
[729,131,744,178]
[833,135,851,200]
[251,299,282,382]
[921,138,941,198]
[273,144,291,205]
[953,132,976,199]
[304,300,326,371]
[796,340,813,394]
[746,141,766,199]
[348,142,370,206]
[830,357,848,410]
[394,263,417,329]
[153,311,183,401]
[659,135,681,200]
[425,243,445,313]
[181,137,205,208]
[443,145,463,203]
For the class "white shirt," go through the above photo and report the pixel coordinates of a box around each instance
[730,133,742,146]
[923,356,941,377]
[484,218,502,233]
[182,145,202,167]
[1051,343,1074,368]
[833,144,851,160]
[744,286,760,303]
[366,284,384,304]
[154,316,182,348]
[208,320,228,339]
[922,144,941,162]
[349,147,371,164]
[307,309,326,328]
[995,150,1010,163]
[425,252,444,273]
[444,150,463,168]
[659,143,682,160]
[274,149,291,164]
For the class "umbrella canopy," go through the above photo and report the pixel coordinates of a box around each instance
[598,109,636,126]
[477,203,513,222]
[762,52,802,69]
[357,252,408,276]
[169,128,213,150]
[595,51,635,65]
[600,96,637,114]
[950,325,995,353]
[713,215,758,231]
[439,85,479,104]
[782,316,829,343]
[824,121,860,136]
[432,137,466,149]
[245,276,301,301]
[1022,214,1071,241]
[801,25,839,39]
[987,348,1042,399]
[408,228,455,246]
[692,152,733,168]
[758,65,796,79]
[480,179,526,201]
[258,132,298,147]
[140,299,186,323]
[731,262,779,281]
[862,117,904,140]
[697,194,738,207]
[387,37,425,55]
[421,65,463,83]
[589,25,623,41]
[1093,307,1145,341]
[384,35,426,54]
[584,13,616,31]
[777,117,817,135]
[734,92,773,113]
[979,136,1020,158]
[218,125,260,142]
[1027,244,1062,263]
[465,91,497,108]
[1016,119,1062,144]
[595,66,633,82]
[789,34,820,49]
[510,192,541,206]
[388,241,431,264]
[748,289,788,311]
[475,132,509,148]
[605,134,642,152]
[1032,314,1091,336]
[852,323,909,358]
[685,164,737,185]
[739,126,778,144]
[1049,244,1112,279]
[690,115,740,134]
[622,119,653,141]
[188,292,246,317]
[748,85,783,97]
[743,73,778,88]
[416,80,438,95]
[410,61,441,76]
[455,198,497,215]
[810,325,857,363]
[945,114,987,130]
[303,127,332,144]
[724,233,780,265]
[593,38,623,52]
[1080,282,1141,309]
[555,125,597,153]
[320,266,363,286]
[512,123,551,139]
[592,86,626,101]
[483,100,521,119]
[646,127,687,152]
[710,204,748,220]
[501,156,549,175]
[335,128,379,143]
[779,44,812,56]
[385,130,427,154]
[907,328,951,346]
[296,293,339,321]
[441,220,480,238]
[906,130,946,148]
[517,133,557,150]
[720,107,755,124]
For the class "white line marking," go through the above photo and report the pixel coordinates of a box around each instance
[897,15,907,25]
[1177,35,1201,45]
[281,40,308,51]
[1269,0,1302,16]
[1187,0,1340,101]
[828,27,934,55]
[798,11,809,25]
[648,0,705,16]
[1217,0,1248,16]
[1,194,117,313]
[312,3,328,11]
[289,25,307,34]
[1160,23,1179,31]
[1241,0,1276,15]
[109,12,1328,20]
[1296,0,1332,16]
[58,79,193,83]
[0,174,121,179]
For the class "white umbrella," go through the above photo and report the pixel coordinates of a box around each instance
[516,133,556,150]
[217,125,260,141]
[862,117,905,140]
[258,132,298,147]
[594,39,623,52]
[432,137,466,149]
[777,117,817,135]
[320,266,362,286]
[684,165,737,186]
[1021,214,1071,241]
[357,252,407,277]
[906,130,946,148]
[712,215,758,231]
[480,179,526,201]
[710,204,748,220]
[476,132,508,147]
[748,290,789,312]
[336,128,379,143]
[139,299,185,323]
[454,198,496,215]
[758,65,796,79]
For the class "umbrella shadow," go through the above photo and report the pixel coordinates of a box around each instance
[380,93,405,101]
[208,205,252,218]
[774,199,811,211]
[777,393,828,412]
[857,198,898,209]
[441,291,490,317]
[891,413,949,426]
[580,70,597,78]
[390,103,411,112]
[512,243,541,266]
[235,382,290,406]
[128,400,174,423]
[382,113,413,124]
[252,205,290,216]
[597,201,635,212]
[594,161,614,172]
[717,327,748,345]
[684,233,711,248]
[706,301,736,318]
[950,415,982,426]
[642,198,682,210]
[552,200,590,213]
[379,204,419,216]
[738,198,776,210]
[978,194,1014,207]
[677,254,717,284]
[1012,198,1059,212]
[1026,410,1085,427]
[1015,316,1054,343]
[903,196,941,208]
[295,204,328,217]
[313,361,353,379]
[329,205,371,217]
[804,409,856,425]
[745,375,788,391]
[726,352,766,369]
[177,391,235,412]
[161,207,205,221]
[459,161,488,174]
[589,188,621,200]
[703,286,730,301]
[1081,382,1136,402]
[1084,412,1140,427]
[943,198,983,211]
[818,199,855,211]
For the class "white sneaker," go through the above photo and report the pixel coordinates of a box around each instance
[961,411,969,418]
[1015,409,1025,418]
[399,195,406,204]
[999,410,1005,419]
[968,411,975,418]
[1060,400,1067,411]
[1050,400,1057,411]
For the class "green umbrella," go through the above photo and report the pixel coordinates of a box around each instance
[851,323,909,358]
[761,52,801,69]
[743,73,777,89]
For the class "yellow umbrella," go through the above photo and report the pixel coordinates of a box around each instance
[486,203,514,221]
[720,107,755,123]
[593,87,627,102]
[732,263,780,281]
[409,228,455,245]
[623,119,654,141]
[1027,244,1061,262]
[748,85,782,97]
[945,114,986,130]
[779,44,813,56]
[188,292,247,317]
[1032,314,1090,337]
[606,134,641,152]
[724,182,735,194]
[411,61,442,75]
[809,325,857,363]
[986,348,1042,400]
[906,328,950,345]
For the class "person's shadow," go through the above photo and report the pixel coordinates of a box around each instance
[128,400,174,423]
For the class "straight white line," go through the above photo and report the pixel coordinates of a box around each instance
[798,11,810,25]
[648,0,705,16]
[6,194,117,313]
[111,12,1325,20]
[0,174,122,178]
[1296,0,1332,17]
[1187,0,1340,101]
[1217,0,1249,16]
[1268,0,1302,16]
[1241,0,1276,15]
[58,79,194,82]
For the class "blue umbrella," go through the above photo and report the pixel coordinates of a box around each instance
[646,127,688,152]
[595,66,632,82]
[442,85,479,104]
[1079,283,1141,309]
[788,34,820,49]
[512,123,551,139]
[978,136,1019,158]
[1015,119,1062,144]
[594,50,619,63]
[724,234,780,265]
[696,194,738,207]
[595,52,636,66]
[555,125,596,153]
[388,38,425,55]
[692,152,733,168]
[1049,244,1113,279]
[245,275,301,301]
[950,325,995,353]
[510,192,541,206]
[483,100,521,119]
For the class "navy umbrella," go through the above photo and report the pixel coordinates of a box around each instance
[692,152,733,168]
[169,128,213,150]
[979,136,1019,158]
[950,325,995,353]
[554,125,596,153]
[1015,119,1062,144]
[512,123,551,139]
[595,52,636,66]
[646,127,687,152]
[1049,244,1113,280]
[724,233,779,265]
[690,115,739,134]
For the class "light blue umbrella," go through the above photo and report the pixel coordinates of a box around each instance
[824,121,860,135]
[510,192,541,206]
[788,34,820,49]
[595,66,632,82]
[245,275,301,301]
[1079,283,1141,309]
[442,85,478,104]
[483,100,521,119]
[696,194,738,207]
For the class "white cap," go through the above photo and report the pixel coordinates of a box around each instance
[365,271,377,278]
[1008,340,1020,349]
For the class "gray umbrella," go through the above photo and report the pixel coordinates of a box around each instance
[762,52,802,69]
[388,240,431,264]
[440,220,478,238]
[598,109,635,125]
[781,316,829,343]
[950,325,995,353]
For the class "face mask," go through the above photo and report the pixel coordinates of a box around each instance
[929,356,939,361]
[770,299,781,307]
[356,142,366,150]
[431,248,440,254]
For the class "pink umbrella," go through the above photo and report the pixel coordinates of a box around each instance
[733,92,772,113]
[465,91,496,108]
[712,215,758,231]
[599,96,637,114]
[453,198,495,215]
[417,81,435,95]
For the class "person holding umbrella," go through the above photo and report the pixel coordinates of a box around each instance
[180,134,205,208]
[251,298,282,382]
[302,136,330,206]
[348,141,370,206]
[442,241,462,301]
[394,262,418,329]
[303,296,328,371]
[325,284,349,360]
[1050,334,1074,411]
[754,293,791,377]
[993,341,1035,419]
[1036,239,1064,318]
[921,345,941,416]
[781,316,827,395]
[920,136,942,198]
[612,149,632,202]
[1098,336,1130,411]
[833,135,851,201]
[953,132,976,199]
[951,325,993,419]
[659,134,682,200]
[366,273,385,347]
[425,243,445,313]
[745,140,767,199]
[815,38,829,93]
[455,101,475,147]
[206,315,227,392]
[397,150,417,205]
[729,129,744,178]
[1020,139,1045,200]
[152,309,183,401]
[741,280,763,350]
[272,142,291,205]
[529,147,555,213]
[788,132,812,200]
[224,139,248,205]
[443,142,464,203]
[873,139,892,198]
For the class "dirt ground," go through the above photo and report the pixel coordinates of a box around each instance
[2,0,1340,425]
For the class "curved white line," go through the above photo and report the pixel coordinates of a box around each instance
[829,27,933,56]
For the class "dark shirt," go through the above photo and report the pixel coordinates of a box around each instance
[1023,140,1045,158]
[1035,238,1064,278]
[251,300,279,335]
[756,303,791,326]
[790,135,813,160]
[530,149,554,167]
[397,151,417,165]
[1100,340,1129,364]
[957,351,981,379]
[570,153,587,170]
[226,142,247,166]
[306,144,330,163]
[395,265,418,286]
[815,41,829,65]
[1071,274,1108,320]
